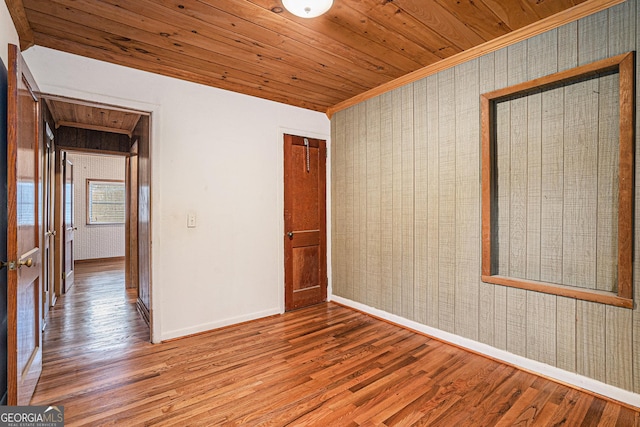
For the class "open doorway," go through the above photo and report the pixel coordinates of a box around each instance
[39,94,152,339]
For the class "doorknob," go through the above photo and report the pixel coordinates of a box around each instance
[0,261,7,270]
[287,232,294,239]
[19,258,33,268]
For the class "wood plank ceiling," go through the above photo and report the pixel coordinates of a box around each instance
[6,0,588,112]
[45,98,141,136]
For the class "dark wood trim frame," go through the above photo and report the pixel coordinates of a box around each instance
[481,51,635,309]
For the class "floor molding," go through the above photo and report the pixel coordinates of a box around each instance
[330,295,640,410]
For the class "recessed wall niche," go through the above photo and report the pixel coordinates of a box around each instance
[481,51,634,309]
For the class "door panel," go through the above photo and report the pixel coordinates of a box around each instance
[284,134,327,311]
[7,44,42,405]
[63,153,74,293]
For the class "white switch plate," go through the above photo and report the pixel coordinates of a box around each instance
[187,213,197,228]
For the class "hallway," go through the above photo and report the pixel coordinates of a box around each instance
[30,260,150,418]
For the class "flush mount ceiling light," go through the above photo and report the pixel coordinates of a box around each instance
[282,0,333,18]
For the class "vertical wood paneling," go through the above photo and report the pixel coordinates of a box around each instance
[556,296,576,372]
[495,76,510,279]
[525,31,557,281]
[606,305,633,389]
[505,41,528,357]
[596,73,619,293]
[573,10,610,382]
[454,59,480,341]
[345,106,356,300]
[330,0,639,395]
[352,106,361,303]
[578,8,609,65]
[380,92,394,313]
[478,53,496,347]
[526,293,556,365]
[506,286,527,357]
[413,79,428,324]
[365,97,382,309]
[606,1,636,393]
[540,87,565,284]
[401,84,415,320]
[357,102,368,304]
[554,18,578,376]
[392,89,403,315]
[562,78,599,289]
[577,301,606,382]
[525,30,558,365]
[425,75,440,328]
[507,42,528,280]
[558,21,578,72]
[525,93,541,279]
[437,68,456,333]
[493,47,508,351]
[331,112,346,298]
[609,0,636,57]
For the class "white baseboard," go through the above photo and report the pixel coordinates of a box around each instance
[160,307,282,342]
[330,295,640,409]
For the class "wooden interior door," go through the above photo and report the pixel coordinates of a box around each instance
[0,45,10,405]
[284,134,327,311]
[6,44,43,405]
[42,123,55,327]
[62,152,74,293]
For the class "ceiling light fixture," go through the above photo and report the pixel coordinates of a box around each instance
[282,0,333,18]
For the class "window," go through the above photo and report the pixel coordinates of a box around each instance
[87,179,125,225]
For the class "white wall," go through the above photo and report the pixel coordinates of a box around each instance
[67,152,126,261]
[0,2,19,67]
[21,45,331,342]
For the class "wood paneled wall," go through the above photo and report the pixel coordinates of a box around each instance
[331,0,638,393]
[494,72,620,294]
[56,126,130,153]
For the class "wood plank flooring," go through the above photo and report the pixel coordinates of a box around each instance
[31,260,640,426]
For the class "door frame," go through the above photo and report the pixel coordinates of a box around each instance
[39,93,154,342]
[278,128,331,312]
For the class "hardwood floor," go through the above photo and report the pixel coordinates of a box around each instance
[32,261,639,426]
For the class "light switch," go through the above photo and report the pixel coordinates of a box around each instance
[187,213,197,228]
